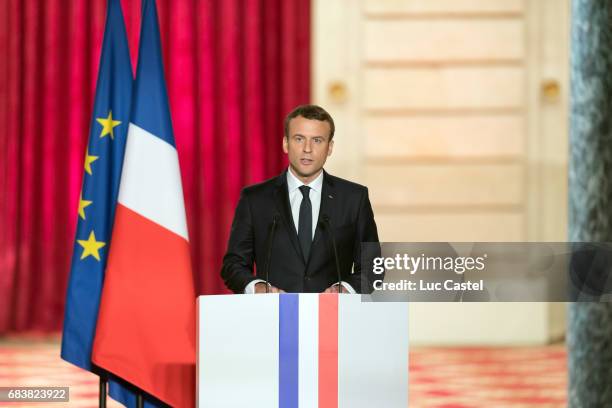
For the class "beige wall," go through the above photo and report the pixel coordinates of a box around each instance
[313,0,569,345]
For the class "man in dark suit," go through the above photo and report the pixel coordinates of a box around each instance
[221,104,379,294]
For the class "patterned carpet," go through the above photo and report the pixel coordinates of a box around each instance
[409,346,567,407]
[0,338,566,407]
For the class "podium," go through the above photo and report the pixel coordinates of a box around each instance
[197,293,409,407]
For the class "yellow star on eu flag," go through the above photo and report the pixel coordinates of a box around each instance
[77,230,106,261]
[78,194,92,220]
[96,111,121,140]
[84,148,99,175]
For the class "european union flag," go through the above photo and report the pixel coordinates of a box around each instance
[60,0,144,406]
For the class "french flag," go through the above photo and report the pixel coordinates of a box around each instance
[197,294,409,408]
[92,0,195,407]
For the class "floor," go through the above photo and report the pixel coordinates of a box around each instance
[0,337,566,407]
[409,346,566,407]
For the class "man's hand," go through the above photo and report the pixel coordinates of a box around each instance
[254,282,285,293]
[323,283,348,294]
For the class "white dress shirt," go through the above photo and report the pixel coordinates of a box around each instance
[244,168,355,294]
[287,166,323,240]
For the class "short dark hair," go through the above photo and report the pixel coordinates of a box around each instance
[284,104,335,140]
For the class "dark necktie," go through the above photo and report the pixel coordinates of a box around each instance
[298,185,312,262]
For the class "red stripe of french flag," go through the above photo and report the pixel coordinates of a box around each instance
[318,294,339,408]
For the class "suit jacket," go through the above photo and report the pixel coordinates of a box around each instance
[221,169,380,293]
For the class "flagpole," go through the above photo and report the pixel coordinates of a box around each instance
[99,377,107,408]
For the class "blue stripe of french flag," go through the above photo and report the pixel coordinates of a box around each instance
[279,294,299,406]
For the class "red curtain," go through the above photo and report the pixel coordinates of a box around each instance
[0,0,310,333]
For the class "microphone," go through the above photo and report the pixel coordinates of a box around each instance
[320,214,342,292]
[264,215,279,294]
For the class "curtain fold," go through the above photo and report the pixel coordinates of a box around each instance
[0,0,310,333]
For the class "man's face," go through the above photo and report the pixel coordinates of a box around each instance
[283,116,334,182]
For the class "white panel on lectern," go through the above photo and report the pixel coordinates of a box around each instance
[197,294,279,408]
[338,295,409,408]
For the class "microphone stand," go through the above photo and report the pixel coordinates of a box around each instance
[264,215,279,293]
[321,215,342,291]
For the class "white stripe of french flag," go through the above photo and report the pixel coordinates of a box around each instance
[117,123,189,239]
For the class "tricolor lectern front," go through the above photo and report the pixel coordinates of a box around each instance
[197,293,409,407]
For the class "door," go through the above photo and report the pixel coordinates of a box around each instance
[312,0,569,344]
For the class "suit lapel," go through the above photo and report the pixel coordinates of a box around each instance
[312,170,336,247]
[273,172,305,263]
